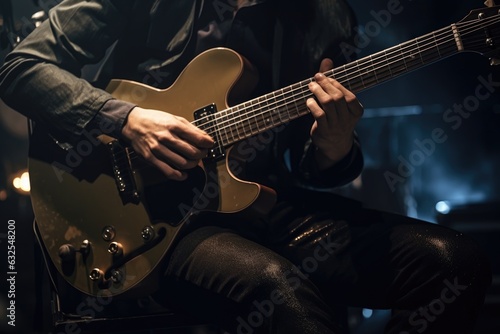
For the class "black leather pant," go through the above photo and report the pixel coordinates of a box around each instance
[154,191,492,334]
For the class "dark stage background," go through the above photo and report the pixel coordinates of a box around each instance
[0,0,499,333]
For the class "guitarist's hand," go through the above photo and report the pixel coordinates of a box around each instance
[122,107,214,181]
[307,58,364,171]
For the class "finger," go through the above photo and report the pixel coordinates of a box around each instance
[306,97,330,134]
[308,74,347,121]
[176,117,215,149]
[151,157,188,181]
[134,145,188,181]
[152,135,207,170]
[328,80,364,118]
[313,74,364,119]
[160,132,210,161]
[319,58,334,72]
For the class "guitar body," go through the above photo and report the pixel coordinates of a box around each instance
[30,48,276,297]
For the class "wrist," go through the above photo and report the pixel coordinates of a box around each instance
[314,136,354,171]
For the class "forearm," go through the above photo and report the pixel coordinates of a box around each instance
[0,0,134,141]
[0,56,114,138]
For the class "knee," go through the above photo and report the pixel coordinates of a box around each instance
[421,227,492,295]
[243,254,300,299]
[453,232,492,293]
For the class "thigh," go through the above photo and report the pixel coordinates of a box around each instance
[263,192,490,310]
[155,225,340,333]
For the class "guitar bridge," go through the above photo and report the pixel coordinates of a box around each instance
[107,140,140,205]
[194,104,225,161]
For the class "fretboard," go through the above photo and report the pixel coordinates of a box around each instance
[195,22,471,147]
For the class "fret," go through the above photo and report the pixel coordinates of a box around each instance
[290,82,304,121]
[238,105,249,140]
[355,57,378,90]
[397,43,409,77]
[414,36,425,65]
[400,40,423,72]
[383,50,393,78]
[267,90,279,127]
[225,106,238,144]
[227,105,240,141]
[247,102,258,135]
[236,104,251,139]
[255,102,265,134]
[270,91,283,127]
[260,96,272,131]
[371,50,395,84]
[370,55,379,84]
[417,35,439,64]
[339,65,352,91]
[220,108,231,146]
[336,62,358,91]
[370,51,393,85]
[248,100,262,135]
[298,82,310,117]
[355,60,366,89]
[264,95,280,124]
[271,87,290,122]
[250,92,270,134]
[242,101,256,134]
[386,46,407,79]
[256,112,269,133]
[294,82,307,119]
[281,85,296,123]
[277,86,291,122]
[256,96,270,130]
[297,82,310,118]
[433,31,442,58]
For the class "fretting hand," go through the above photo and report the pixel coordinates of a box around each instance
[307,58,364,170]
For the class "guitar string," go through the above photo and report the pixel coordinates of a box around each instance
[124,15,499,164]
[191,15,499,143]
[192,16,498,140]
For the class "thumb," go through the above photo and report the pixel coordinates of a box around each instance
[319,58,334,72]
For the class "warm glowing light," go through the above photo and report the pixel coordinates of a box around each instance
[12,171,30,193]
[0,189,7,201]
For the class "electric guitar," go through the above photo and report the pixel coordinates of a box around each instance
[30,6,500,297]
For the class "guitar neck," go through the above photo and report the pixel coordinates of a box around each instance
[337,26,462,93]
[196,15,493,147]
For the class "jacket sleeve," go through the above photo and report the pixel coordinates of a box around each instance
[0,0,136,143]
[274,113,363,191]
[296,133,364,189]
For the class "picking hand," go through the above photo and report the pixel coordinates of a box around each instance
[122,107,214,181]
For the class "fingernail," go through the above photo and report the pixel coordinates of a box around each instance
[315,73,325,80]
